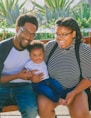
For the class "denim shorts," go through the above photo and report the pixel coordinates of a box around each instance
[32,78,76,102]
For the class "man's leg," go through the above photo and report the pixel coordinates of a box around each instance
[0,85,12,112]
[13,83,38,118]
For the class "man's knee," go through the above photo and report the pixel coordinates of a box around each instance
[20,107,38,118]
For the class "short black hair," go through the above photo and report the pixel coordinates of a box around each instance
[27,40,45,53]
[16,14,38,30]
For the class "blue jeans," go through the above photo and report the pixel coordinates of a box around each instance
[32,78,75,102]
[0,83,37,118]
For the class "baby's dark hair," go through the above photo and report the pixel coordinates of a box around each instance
[27,40,45,53]
[55,17,82,43]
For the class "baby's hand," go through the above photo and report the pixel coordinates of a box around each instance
[58,98,67,105]
[31,70,44,83]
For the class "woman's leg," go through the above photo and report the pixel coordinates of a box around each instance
[68,92,91,118]
[38,95,57,118]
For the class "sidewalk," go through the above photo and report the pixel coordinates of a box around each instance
[0,105,71,118]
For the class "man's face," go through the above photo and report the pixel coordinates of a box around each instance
[15,22,37,50]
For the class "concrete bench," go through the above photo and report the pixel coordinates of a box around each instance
[2,105,18,112]
[1,106,70,118]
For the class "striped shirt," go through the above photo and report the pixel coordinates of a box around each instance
[45,40,91,89]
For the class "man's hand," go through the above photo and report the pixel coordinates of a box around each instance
[18,69,32,80]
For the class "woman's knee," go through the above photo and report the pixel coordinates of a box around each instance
[38,95,55,112]
[70,109,90,118]
[68,92,90,118]
[38,95,56,118]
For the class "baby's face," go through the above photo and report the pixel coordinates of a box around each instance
[30,48,44,64]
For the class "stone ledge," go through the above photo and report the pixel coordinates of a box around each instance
[0,105,71,118]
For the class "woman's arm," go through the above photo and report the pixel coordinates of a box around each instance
[64,78,91,105]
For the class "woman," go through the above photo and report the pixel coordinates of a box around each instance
[38,17,91,118]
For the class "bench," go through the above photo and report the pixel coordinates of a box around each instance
[1,37,91,112]
[2,105,18,112]
[82,36,91,47]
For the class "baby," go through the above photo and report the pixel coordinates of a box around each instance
[25,40,64,102]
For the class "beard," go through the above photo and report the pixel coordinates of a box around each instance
[19,43,26,49]
[19,39,30,49]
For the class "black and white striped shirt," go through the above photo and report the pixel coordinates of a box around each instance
[45,40,91,89]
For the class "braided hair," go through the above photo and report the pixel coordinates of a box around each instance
[55,17,82,44]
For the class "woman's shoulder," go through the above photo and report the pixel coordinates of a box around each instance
[80,42,91,56]
[80,43,91,51]
[45,40,56,48]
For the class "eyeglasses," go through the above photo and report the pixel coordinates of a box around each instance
[19,27,36,38]
[55,31,73,38]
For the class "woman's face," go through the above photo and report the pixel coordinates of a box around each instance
[55,26,76,49]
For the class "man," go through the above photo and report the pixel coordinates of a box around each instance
[0,14,39,118]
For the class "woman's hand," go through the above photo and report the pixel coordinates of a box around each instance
[58,90,76,106]
[65,90,76,105]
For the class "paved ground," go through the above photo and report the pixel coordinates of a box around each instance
[0,105,71,118]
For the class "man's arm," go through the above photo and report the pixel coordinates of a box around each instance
[0,69,32,83]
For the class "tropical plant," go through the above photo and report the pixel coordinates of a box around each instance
[0,29,15,41]
[35,32,54,40]
[0,19,8,28]
[71,2,91,28]
[0,0,26,26]
[29,0,74,26]
[0,29,54,41]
